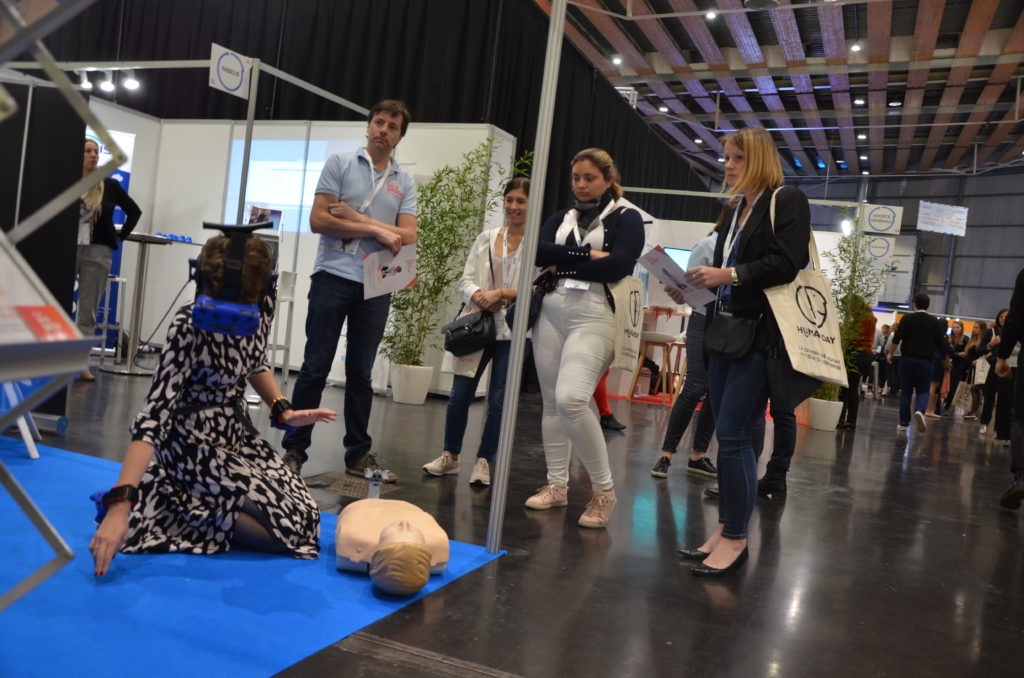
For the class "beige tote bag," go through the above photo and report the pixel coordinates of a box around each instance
[762,190,849,388]
[608,275,644,371]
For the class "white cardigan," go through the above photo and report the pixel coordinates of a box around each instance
[442,228,529,376]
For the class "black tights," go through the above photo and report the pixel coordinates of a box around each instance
[230,499,288,553]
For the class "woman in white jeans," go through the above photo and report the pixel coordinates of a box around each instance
[525,148,644,528]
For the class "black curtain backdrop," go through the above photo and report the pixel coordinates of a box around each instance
[40,0,721,221]
[1,85,86,417]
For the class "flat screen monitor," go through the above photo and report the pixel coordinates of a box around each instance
[664,247,691,272]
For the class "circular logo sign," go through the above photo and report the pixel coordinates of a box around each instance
[629,289,642,328]
[867,206,897,233]
[866,237,891,259]
[216,52,245,92]
[796,285,829,328]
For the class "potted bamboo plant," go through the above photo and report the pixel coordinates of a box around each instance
[380,139,504,404]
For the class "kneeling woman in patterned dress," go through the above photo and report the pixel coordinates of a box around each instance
[90,235,336,576]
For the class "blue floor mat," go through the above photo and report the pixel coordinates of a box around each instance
[0,438,501,676]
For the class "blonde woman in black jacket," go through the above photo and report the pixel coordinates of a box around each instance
[679,127,810,577]
[78,138,142,380]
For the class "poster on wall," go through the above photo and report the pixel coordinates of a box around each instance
[859,204,902,236]
[917,200,968,237]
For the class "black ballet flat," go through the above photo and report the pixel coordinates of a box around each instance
[678,547,711,561]
[691,547,748,578]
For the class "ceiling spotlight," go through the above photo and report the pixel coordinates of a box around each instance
[851,43,862,53]
[658,105,669,113]
[854,97,865,105]
[706,11,717,20]
[123,69,140,90]
[888,100,902,107]
[612,56,623,65]
[862,170,870,175]
[859,154,868,161]
[99,71,115,92]
[718,157,725,163]
[694,138,703,144]
[857,133,867,140]
[78,71,92,90]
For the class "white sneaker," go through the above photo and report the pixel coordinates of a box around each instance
[897,425,908,432]
[979,425,988,435]
[423,451,459,476]
[469,458,491,486]
[913,411,927,433]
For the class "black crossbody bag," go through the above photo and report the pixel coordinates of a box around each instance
[442,240,497,356]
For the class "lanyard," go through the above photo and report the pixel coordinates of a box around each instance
[501,227,522,286]
[724,207,742,262]
[358,157,391,214]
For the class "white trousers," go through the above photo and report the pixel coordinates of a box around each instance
[533,286,615,491]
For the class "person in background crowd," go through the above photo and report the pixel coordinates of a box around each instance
[281,100,417,480]
[525,148,644,529]
[963,320,989,420]
[941,320,969,413]
[594,371,626,431]
[888,293,954,434]
[995,268,1023,508]
[838,298,876,429]
[650,227,721,479]
[423,178,529,487]
[77,138,142,381]
[873,324,893,397]
[679,126,810,577]
[980,309,1012,445]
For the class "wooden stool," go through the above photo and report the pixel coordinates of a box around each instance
[628,331,677,399]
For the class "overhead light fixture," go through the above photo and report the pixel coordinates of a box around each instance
[718,157,725,163]
[859,154,868,161]
[862,170,869,175]
[123,69,139,90]
[658,105,669,113]
[743,0,780,7]
[99,71,115,92]
[694,138,703,144]
[611,56,623,65]
[78,71,92,90]
[706,11,717,20]
[851,43,862,53]
[857,133,867,140]
[888,100,901,107]
[854,97,865,105]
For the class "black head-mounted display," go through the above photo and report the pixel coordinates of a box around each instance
[188,221,276,336]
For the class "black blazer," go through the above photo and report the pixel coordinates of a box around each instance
[87,177,142,250]
[712,185,811,320]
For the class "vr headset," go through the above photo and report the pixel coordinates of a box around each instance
[189,221,277,336]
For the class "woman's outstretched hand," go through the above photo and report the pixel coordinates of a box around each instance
[90,505,131,577]
[282,408,337,427]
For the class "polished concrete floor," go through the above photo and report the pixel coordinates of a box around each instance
[25,368,1024,677]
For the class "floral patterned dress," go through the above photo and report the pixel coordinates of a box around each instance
[122,296,319,559]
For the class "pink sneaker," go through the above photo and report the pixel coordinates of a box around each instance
[578,488,617,528]
[525,484,568,510]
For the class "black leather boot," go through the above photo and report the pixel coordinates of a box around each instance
[757,473,787,498]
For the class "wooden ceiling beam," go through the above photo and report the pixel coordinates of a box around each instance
[916,0,1001,171]
[533,0,615,73]
[943,11,1024,169]
[570,0,655,75]
[976,91,1024,165]
[817,1,860,176]
[865,1,892,177]
[893,0,944,173]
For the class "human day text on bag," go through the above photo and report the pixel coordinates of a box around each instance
[608,276,643,371]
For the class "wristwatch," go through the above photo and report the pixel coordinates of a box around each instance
[730,268,740,286]
[102,484,140,510]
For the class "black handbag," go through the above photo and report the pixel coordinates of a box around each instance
[442,309,496,356]
[704,309,760,360]
[443,238,499,357]
[506,271,555,331]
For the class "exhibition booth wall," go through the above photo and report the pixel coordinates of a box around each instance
[93,97,515,395]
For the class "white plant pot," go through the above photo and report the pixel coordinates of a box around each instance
[808,397,844,432]
[390,364,434,405]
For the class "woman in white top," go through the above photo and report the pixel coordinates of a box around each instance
[423,178,530,487]
[525,149,644,528]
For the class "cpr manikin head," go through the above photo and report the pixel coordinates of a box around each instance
[368,520,432,596]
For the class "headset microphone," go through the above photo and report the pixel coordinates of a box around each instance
[189,221,276,336]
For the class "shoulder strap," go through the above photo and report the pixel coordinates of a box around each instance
[769,187,821,272]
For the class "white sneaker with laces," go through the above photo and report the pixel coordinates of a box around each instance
[423,452,459,476]
[469,458,491,486]
[913,411,927,433]
[979,425,988,435]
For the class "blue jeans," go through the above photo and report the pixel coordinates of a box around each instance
[898,357,933,427]
[708,351,771,540]
[661,312,715,454]
[283,271,390,467]
[444,340,516,462]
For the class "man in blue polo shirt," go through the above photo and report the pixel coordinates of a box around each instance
[282,100,418,480]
